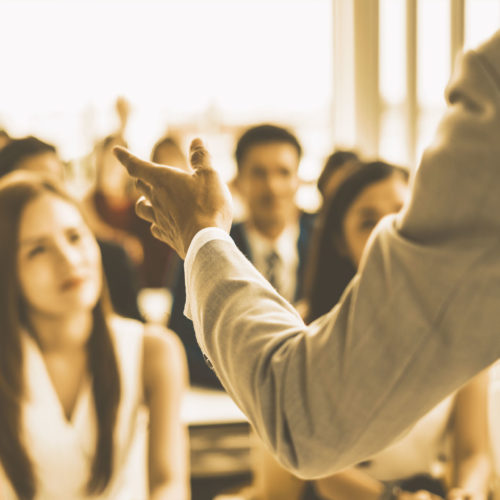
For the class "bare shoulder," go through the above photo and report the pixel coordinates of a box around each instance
[143,324,186,363]
[142,324,188,396]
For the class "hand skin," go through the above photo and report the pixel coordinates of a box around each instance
[114,139,233,259]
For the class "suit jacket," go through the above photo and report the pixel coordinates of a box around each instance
[183,33,500,478]
[168,213,315,388]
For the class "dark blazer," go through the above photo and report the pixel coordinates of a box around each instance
[168,212,315,388]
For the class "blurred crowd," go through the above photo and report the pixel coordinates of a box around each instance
[0,97,496,500]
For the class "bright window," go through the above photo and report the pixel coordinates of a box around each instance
[376,0,500,168]
[465,0,500,49]
[0,0,333,191]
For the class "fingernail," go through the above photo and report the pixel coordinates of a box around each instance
[191,138,204,149]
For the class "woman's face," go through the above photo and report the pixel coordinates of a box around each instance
[17,193,102,318]
[341,174,409,268]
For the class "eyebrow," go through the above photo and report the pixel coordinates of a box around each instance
[19,236,50,247]
[19,226,83,247]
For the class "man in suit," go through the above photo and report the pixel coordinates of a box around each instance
[115,31,500,486]
[168,124,315,387]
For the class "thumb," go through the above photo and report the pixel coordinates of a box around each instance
[189,138,212,171]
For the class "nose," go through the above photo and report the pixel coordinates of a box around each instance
[264,173,283,197]
[54,238,82,271]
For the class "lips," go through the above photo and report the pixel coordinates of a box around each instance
[60,276,86,291]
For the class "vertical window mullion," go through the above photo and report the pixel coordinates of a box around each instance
[353,0,380,157]
[332,0,357,148]
[450,0,465,72]
[406,0,418,167]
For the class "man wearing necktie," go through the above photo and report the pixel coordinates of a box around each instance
[265,249,281,294]
[168,124,315,387]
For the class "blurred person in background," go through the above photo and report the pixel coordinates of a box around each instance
[0,171,189,500]
[150,135,189,291]
[82,133,144,264]
[0,136,142,320]
[293,148,362,317]
[0,135,64,179]
[151,134,188,167]
[168,123,315,388]
[83,132,188,289]
[316,149,360,201]
[0,128,11,151]
[222,162,491,500]
[81,96,144,268]
[303,161,406,322]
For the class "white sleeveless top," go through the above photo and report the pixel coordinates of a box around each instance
[0,316,148,500]
[358,394,455,481]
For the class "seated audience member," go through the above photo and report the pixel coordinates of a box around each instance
[81,96,142,266]
[168,124,315,388]
[0,128,11,150]
[249,162,491,500]
[151,134,188,167]
[0,136,142,320]
[82,133,144,262]
[0,172,189,499]
[0,135,65,179]
[84,133,187,289]
[316,149,360,200]
[150,135,189,290]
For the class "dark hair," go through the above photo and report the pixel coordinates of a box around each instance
[317,150,360,197]
[304,161,409,324]
[151,135,187,167]
[0,171,121,498]
[0,136,56,178]
[234,124,302,170]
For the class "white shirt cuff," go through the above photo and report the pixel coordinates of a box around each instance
[183,227,233,320]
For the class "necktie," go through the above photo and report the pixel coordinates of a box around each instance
[265,250,281,293]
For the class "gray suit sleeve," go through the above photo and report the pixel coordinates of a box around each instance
[186,32,500,478]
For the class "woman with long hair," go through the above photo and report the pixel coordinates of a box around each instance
[303,160,408,322]
[0,171,189,499]
[248,161,490,500]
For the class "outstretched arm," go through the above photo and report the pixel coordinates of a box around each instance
[115,31,500,478]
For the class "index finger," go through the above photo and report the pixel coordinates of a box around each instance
[113,146,160,183]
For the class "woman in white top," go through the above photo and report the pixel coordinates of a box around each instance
[0,171,189,499]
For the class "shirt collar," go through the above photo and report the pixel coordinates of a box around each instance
[245,222,299,263]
